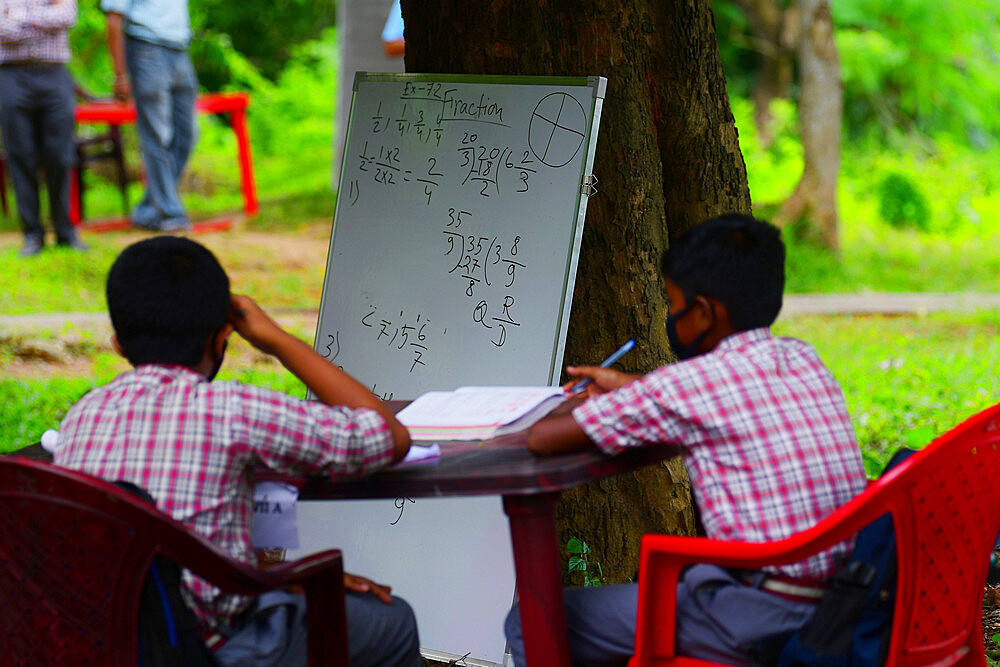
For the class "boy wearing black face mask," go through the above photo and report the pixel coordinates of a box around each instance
[55,236,424,667]
[505,214,866,667]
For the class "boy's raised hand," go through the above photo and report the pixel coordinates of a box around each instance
[229,294,284,355]
[563,365,638,397]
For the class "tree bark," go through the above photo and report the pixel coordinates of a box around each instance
[773,0,841,249]
[403,0,751,584]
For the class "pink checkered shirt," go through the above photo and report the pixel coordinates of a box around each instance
[0,0,75,63]
[573,328,866,581]
[54,365,395,629]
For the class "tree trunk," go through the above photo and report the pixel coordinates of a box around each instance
[404,0,751,584]
[774,0,841,250]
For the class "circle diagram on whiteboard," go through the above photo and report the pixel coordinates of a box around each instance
[528,93,587,168]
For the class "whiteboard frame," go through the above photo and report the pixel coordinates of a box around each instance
[316,72,607,388]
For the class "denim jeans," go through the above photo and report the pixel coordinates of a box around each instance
[125,37,197,229]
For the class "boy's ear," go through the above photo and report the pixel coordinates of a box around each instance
[213,324,234,356]
[692,295,717,328]
[110,334,125,358]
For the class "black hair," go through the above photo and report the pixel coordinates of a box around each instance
[660,214,785,330]
[107,236,230,367]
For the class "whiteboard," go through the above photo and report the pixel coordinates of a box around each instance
[315,73,605,398]
[302,73,605,665]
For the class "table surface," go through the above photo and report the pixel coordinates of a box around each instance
[281,401,680,500]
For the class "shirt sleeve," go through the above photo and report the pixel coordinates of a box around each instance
[100,0,127,14]
[0,5,28,42]
[571,367,699,455]
[26,0,76,30]
[231,384,396,477]
[381,0,404,42]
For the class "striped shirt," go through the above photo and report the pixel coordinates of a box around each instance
[55,364,395,628]
[573,328,866,581]
[0,0,75,63]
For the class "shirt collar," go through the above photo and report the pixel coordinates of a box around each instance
[713,327,773,354]
[132,364,206,384]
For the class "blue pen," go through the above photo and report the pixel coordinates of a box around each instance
[569,339,636,394]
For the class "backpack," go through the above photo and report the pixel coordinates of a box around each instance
[755,448,916,667]
[113,482,220,667]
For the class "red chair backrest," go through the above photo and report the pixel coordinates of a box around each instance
[876,404,1000,664]
[0,457,348,666]
[0,460,162,664]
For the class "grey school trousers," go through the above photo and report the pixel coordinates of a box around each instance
[214,589,424,667]
[504,564,818,667]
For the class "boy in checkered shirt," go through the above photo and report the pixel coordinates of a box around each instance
[55,236,423,667]
[505,214,867,666]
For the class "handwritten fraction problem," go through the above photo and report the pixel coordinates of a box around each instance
[319,75,603,396]
[346,84,540,208]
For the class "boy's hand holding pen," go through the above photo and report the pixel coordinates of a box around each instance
[563,339,639,398]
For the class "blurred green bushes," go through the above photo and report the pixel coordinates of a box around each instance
[730,95,1000,293]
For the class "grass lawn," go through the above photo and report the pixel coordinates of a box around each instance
[773,310,1000,475]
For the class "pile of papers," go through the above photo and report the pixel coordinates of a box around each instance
[397,386,567,441]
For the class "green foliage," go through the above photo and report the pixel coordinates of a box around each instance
[835,0,1000,144]
[566,537,604,587]
[730,96,802,207]
[192,0,337,84]
[875,173,930,230]
[729,93,1000,293]
[715,0,1000,144]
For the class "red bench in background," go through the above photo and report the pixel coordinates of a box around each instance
[71,91,259,233]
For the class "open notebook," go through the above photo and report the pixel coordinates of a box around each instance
[396,386,568,441]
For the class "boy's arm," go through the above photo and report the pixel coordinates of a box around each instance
[527,396,592,455]
[230,295,411,462]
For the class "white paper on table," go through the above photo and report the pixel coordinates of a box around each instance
[401,443,441,463]
[251,481,300,550]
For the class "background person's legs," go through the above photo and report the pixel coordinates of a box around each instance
[38,65,83,247]
[126,37,190,230]
[168,49,197,187]
[0,66,44,253]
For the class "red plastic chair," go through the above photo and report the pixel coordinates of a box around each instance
[0,457,349,666]
[631,402,1000,667]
